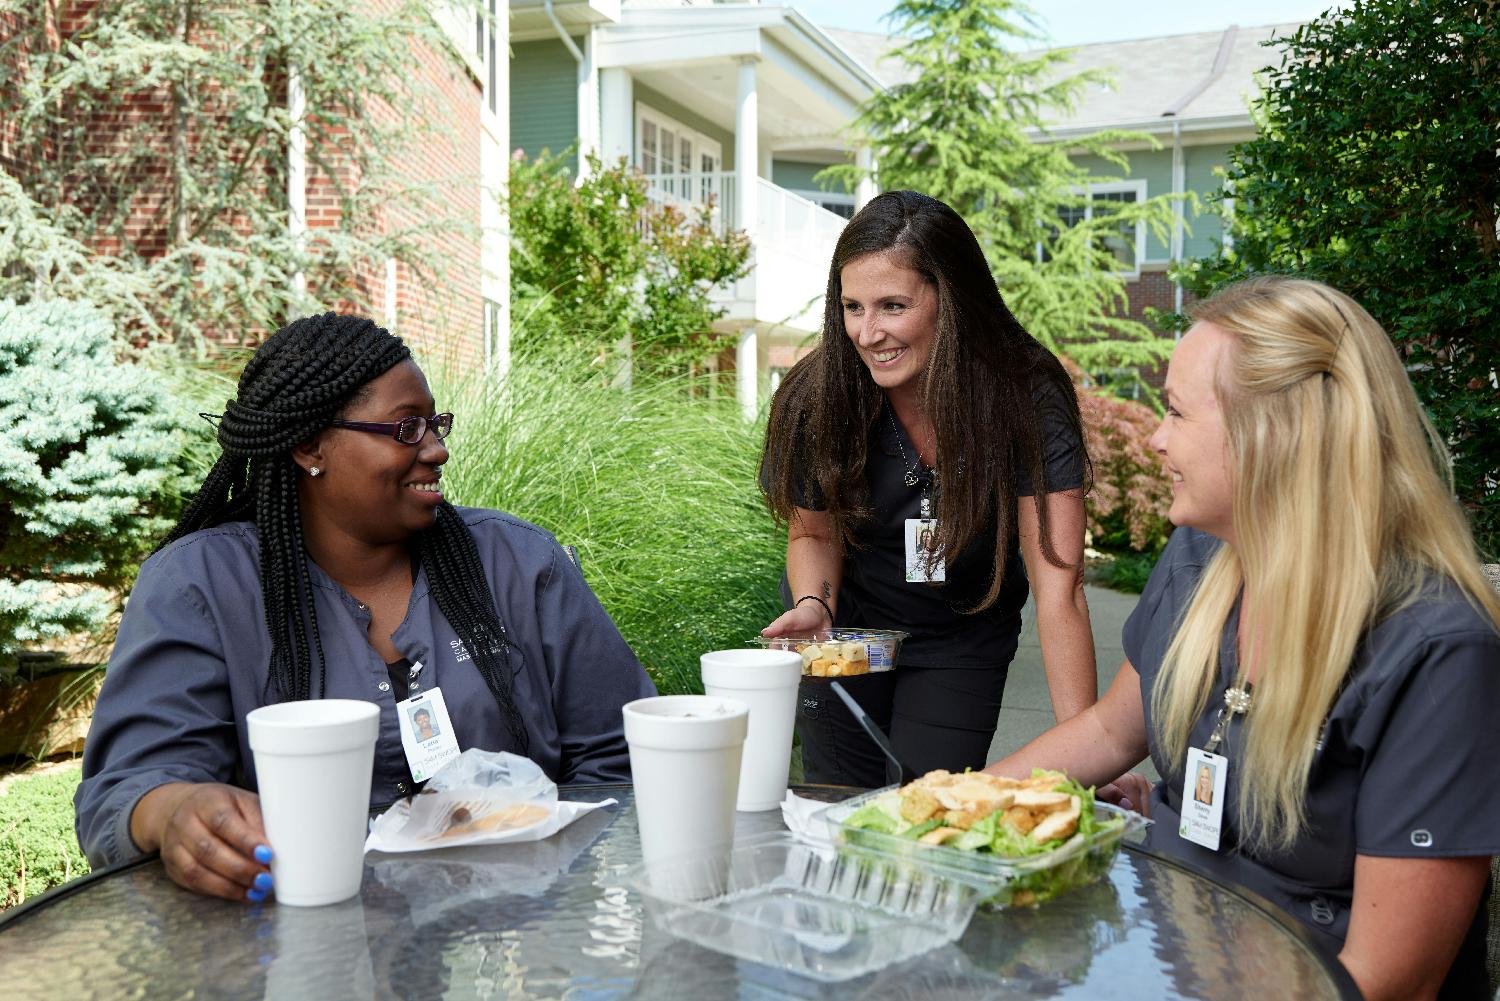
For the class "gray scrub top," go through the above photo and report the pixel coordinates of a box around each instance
[1127,527,1500,994]
[76,507,656,868]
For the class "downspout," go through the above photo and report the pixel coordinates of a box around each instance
[1171,119,1184,314]
[543,0,589,178]
[543,0,584,62]
[1161,25,1237,320]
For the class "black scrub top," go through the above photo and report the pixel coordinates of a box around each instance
[1127,527,1500,997]
[782,376,1085,671]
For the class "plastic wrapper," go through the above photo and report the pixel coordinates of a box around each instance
[364,749,615,853]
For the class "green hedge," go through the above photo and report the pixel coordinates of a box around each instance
[0,763,89,908]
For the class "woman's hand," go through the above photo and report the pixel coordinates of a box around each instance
[1097,771,1153,816]
[131,782,274,903]
[762,600,831,638]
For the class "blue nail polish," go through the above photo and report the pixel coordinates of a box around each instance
[253,872,273,891]
[247,888,266,903]
[253,845,273,865]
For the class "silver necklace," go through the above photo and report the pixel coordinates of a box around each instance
[886,406,921,488]
[886,405,936,518]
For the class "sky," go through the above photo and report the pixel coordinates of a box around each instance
[785,1,1355,45]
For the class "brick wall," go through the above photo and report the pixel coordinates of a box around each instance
[3,1,484,363]
[1113,265,1195,389]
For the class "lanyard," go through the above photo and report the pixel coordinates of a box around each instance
[1202,681,1253,756]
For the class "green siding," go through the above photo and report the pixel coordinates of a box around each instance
[633,82,735,167]
[1183,143,1234,258]
[772,159,852,193]
[1070,143,1238,261]
[511,39,578,166]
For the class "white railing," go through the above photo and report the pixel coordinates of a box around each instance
[755,177,847,258]
[640,171,737,234]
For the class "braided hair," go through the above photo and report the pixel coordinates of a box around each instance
[161,312,529,753]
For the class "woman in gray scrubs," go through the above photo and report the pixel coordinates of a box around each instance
[986,277,1500,1000]
[76,314,655,902]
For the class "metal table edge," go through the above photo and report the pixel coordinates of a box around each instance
[1121,841,1364,1001]
[0,784,1362,1001]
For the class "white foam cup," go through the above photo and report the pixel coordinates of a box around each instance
[700,649,803,811]
[247,699,380,907]
[623,695,748,897]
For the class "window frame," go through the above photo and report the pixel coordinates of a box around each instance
[1047,179,1149,279]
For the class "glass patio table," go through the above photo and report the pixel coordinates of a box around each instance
[0,784,1359,1000]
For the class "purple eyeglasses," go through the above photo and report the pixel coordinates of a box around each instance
[329,413,454,445]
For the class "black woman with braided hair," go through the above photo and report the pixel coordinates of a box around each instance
[76,313,654,902]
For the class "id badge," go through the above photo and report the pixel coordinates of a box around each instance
[1179,746,1228,851]
[904,518,945,582]
[397,686,461,783]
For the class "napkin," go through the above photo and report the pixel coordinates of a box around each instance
[780,791,840,850]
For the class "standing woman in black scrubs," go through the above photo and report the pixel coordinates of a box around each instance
[759,190,1099,786]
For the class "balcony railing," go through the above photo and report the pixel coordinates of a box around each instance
[755,178,846,260]
[641,171,737,234]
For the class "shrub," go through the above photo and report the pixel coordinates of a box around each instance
[0,298,184,677]
[508,151,751,379]
[432,361,784,696]
[1063,359,1172,554]
[0,763,90,908]
[1161,0,1500,555]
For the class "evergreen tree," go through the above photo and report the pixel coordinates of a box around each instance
[827,0,1179,372]
[0,298,181,675]
[0,0,477,349]
[1172,0,1499,554]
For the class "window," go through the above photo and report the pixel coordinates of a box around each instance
[636,105,722,207]
[476,0,498,116]
[789,189,856,219]
[1043,180,1147,276]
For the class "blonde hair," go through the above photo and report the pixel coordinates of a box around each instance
[1152,276,1500,853]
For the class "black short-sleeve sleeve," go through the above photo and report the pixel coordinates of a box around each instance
[759,444,827,511]
[1350,621,1500,857]
[1015,375,1085,498]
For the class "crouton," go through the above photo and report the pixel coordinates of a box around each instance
[1003,806,1040,834]
[900,787,942,824]
[807,658,833,677]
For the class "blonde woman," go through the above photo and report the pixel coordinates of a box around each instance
[985,276,1500,1001]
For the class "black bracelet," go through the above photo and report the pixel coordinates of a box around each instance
[796,594,834,625]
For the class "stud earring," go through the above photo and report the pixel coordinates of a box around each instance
[309,466,322,477]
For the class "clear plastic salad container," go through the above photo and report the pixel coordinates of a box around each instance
[748,628,909,677]
[823,785,1146,909]
[622,832,983,982]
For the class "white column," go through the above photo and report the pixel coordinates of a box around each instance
[599,67,633,167]
[577,30,598,176]
[287,65,306,316]
[481,2,511,376]
[736,327,758,420]
[855,146,878,212]
[735,57,759,236]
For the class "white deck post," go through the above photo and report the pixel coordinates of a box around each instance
[855,146,877,213]
[735,57,759,236]
[736,327,759,420]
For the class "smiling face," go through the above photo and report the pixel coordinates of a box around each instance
[297,359,450,545]
[1150,322,1235,542]
[839,251,939,402]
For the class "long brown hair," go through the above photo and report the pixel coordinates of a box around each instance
[760,190,1086,611]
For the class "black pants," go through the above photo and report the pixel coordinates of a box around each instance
[797,664,1009,788]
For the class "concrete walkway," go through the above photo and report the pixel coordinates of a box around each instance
[986,585,1159,781]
